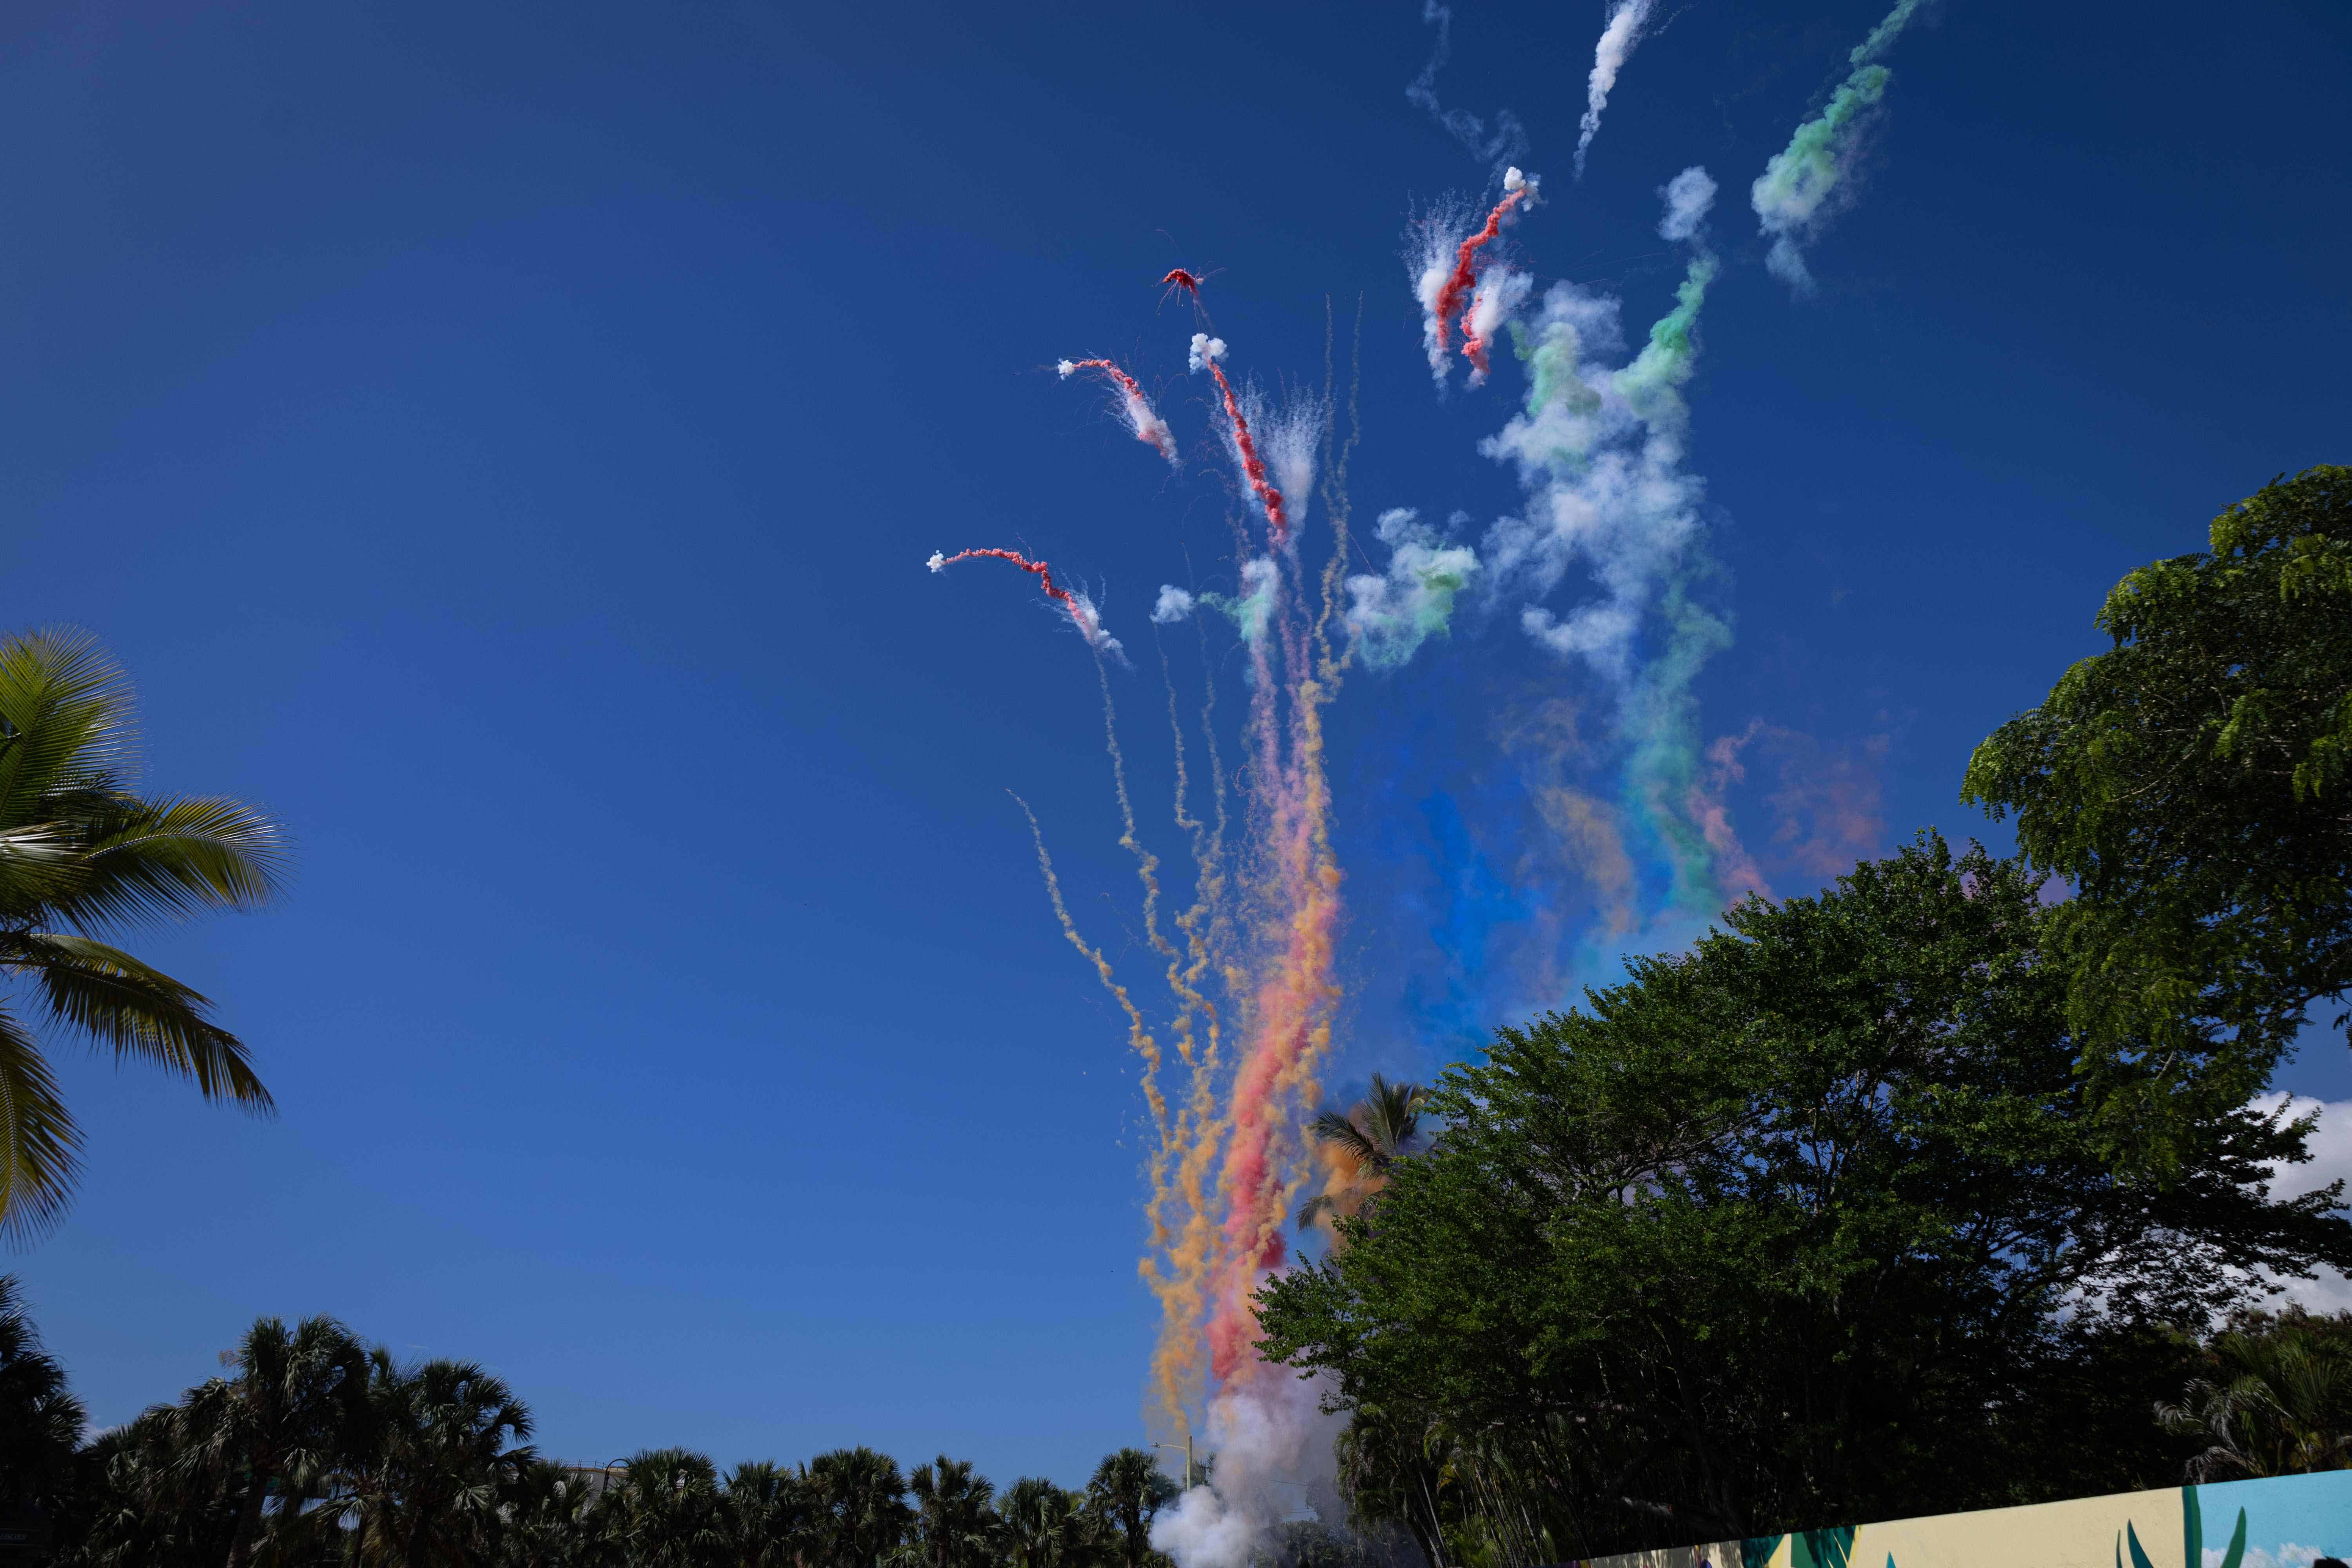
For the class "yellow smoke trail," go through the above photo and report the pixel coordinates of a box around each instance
[1010,791,1168,1143]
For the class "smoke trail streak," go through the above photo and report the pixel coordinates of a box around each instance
[1751,0,1932,292]
[929,547,1127,661]
[1412,170,1536,387]
[1189,335,1290,543]
[1011,792,1169,1148]
[1574,0,1657,178]
[1060,356,1180,466]
[1403,0,1529,174]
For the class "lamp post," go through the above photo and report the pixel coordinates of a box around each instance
[1152,1433,1201,1490]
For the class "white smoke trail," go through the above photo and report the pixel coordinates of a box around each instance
[1259,390,1330,532]
[1403,1,1528,175]
[1573,0,1657,178]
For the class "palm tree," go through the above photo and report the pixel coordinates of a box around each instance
[1083,1449,1177,1568]
[65,1405,242,1568]
[610,1447,725,1568]
[0,1274,85,1538]
[720,1460,816,1568]
[905,1456,997,1568]
[499,1458,624,1568]
[0,628,287,1240]
[336,1351,535,1566]
[996,1477,1098,1568]
[808,1447,912,1568]
[172,1313,369,1568]
[1296,1074,1428,1230]
[2157,1308,2352,1479]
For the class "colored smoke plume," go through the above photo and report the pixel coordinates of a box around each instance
[1060,356,1179,465]
[1410,169,1536,388]
[1574,0,1657,178]
[1190,334,1290,543]
[929,547,1126,662]
[1344,508,1480,670]
[1751,0,1931,292]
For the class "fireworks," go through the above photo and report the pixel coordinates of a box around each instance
[1059,356,1179,466]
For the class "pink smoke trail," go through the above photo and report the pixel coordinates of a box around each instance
[929,547,1124,658]
[1431,170,1535,376]
[1189,334,1290,544]
[1060,356,1180,465]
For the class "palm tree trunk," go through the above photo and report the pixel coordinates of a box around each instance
[223,1474,267,1568]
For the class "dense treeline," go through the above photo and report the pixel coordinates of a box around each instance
[0,1280,1197,1567]
[1258,468,2352,1564]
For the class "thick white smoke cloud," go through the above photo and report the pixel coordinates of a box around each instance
[1657,165,1719,242]
[1152,585,1197,625]
[1189,333,1227,373]
[1574,0,1657,177]
[1151,1374,1345,1568]
[1345,508,1481,669]
[1479,172,1715,685]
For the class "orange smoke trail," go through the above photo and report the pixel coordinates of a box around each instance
[1433,188,1525,371]
[1060,356,1180,465]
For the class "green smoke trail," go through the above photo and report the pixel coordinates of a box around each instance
[1750,0,1931,292]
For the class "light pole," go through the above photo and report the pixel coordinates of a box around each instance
[1151,1433,1201,1490]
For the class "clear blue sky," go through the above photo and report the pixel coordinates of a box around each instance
[4,0,2347,1484]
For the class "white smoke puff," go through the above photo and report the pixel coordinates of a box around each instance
[1345,508,1481,669]
[1502,165,1539,205]
[1461,264,1533,389]
[1152,586,1197,624]
[1573,0,1656,178]
[1189,333,1227,373]
[1150,1374,1344,1568]
[1657,165,1718,243]
[1406,201,1471,387]
[1056,359,1078,378]
[926,551,947,572]
[1067,591,1127,664]
[1261,391,1330,532]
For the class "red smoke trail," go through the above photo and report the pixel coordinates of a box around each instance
[1191,337,1289,543]
[929,547,1121,655]
[1060,357,1179,465]
[1433,187,1526,372]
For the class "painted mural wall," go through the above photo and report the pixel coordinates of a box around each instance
[1575,1470,2351,1568]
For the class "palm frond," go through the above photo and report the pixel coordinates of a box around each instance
[1310,1109,1383,1167]
[45,795,288,931]
[0,1004,82,1245]
[0,629,139,824]
[12,931,273,1110]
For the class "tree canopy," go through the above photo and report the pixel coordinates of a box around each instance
[1256,836,2352,1562]
[1964,465,2352,1161]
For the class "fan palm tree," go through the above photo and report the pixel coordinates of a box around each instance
[720,1459,816,1568]
[0,628,287,1241]
[2157,1308,2352,1479]
[335,1351,535,1566]
[610,1447,725,1568]
[809,1447,912,1568]
[172,1312,369,1568]
[1296,1075,1428,1230]
[904,1456,997,1568]
[996,1477,1096,1568]
[65,1404,241,1568]
[1083,1449,1178,1568]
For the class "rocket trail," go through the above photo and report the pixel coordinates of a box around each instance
[929,547,1125,660]
[1060,356,1180,465]
[1189,334,1289,543]
[1433,170,1532,372]
[1413,168,1537,385]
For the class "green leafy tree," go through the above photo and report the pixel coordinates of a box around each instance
[905,1456,998,1568]
[1082,1448,1177,1568]
[171,1314,369,1568]
[1964,466,2352,1160]
[1258,836,2352,1561]
[809,1447,912,1568]
[0,1275,85,1538]
[0,627,288,1240]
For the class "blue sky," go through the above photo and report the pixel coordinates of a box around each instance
[4,0,2347,1484]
